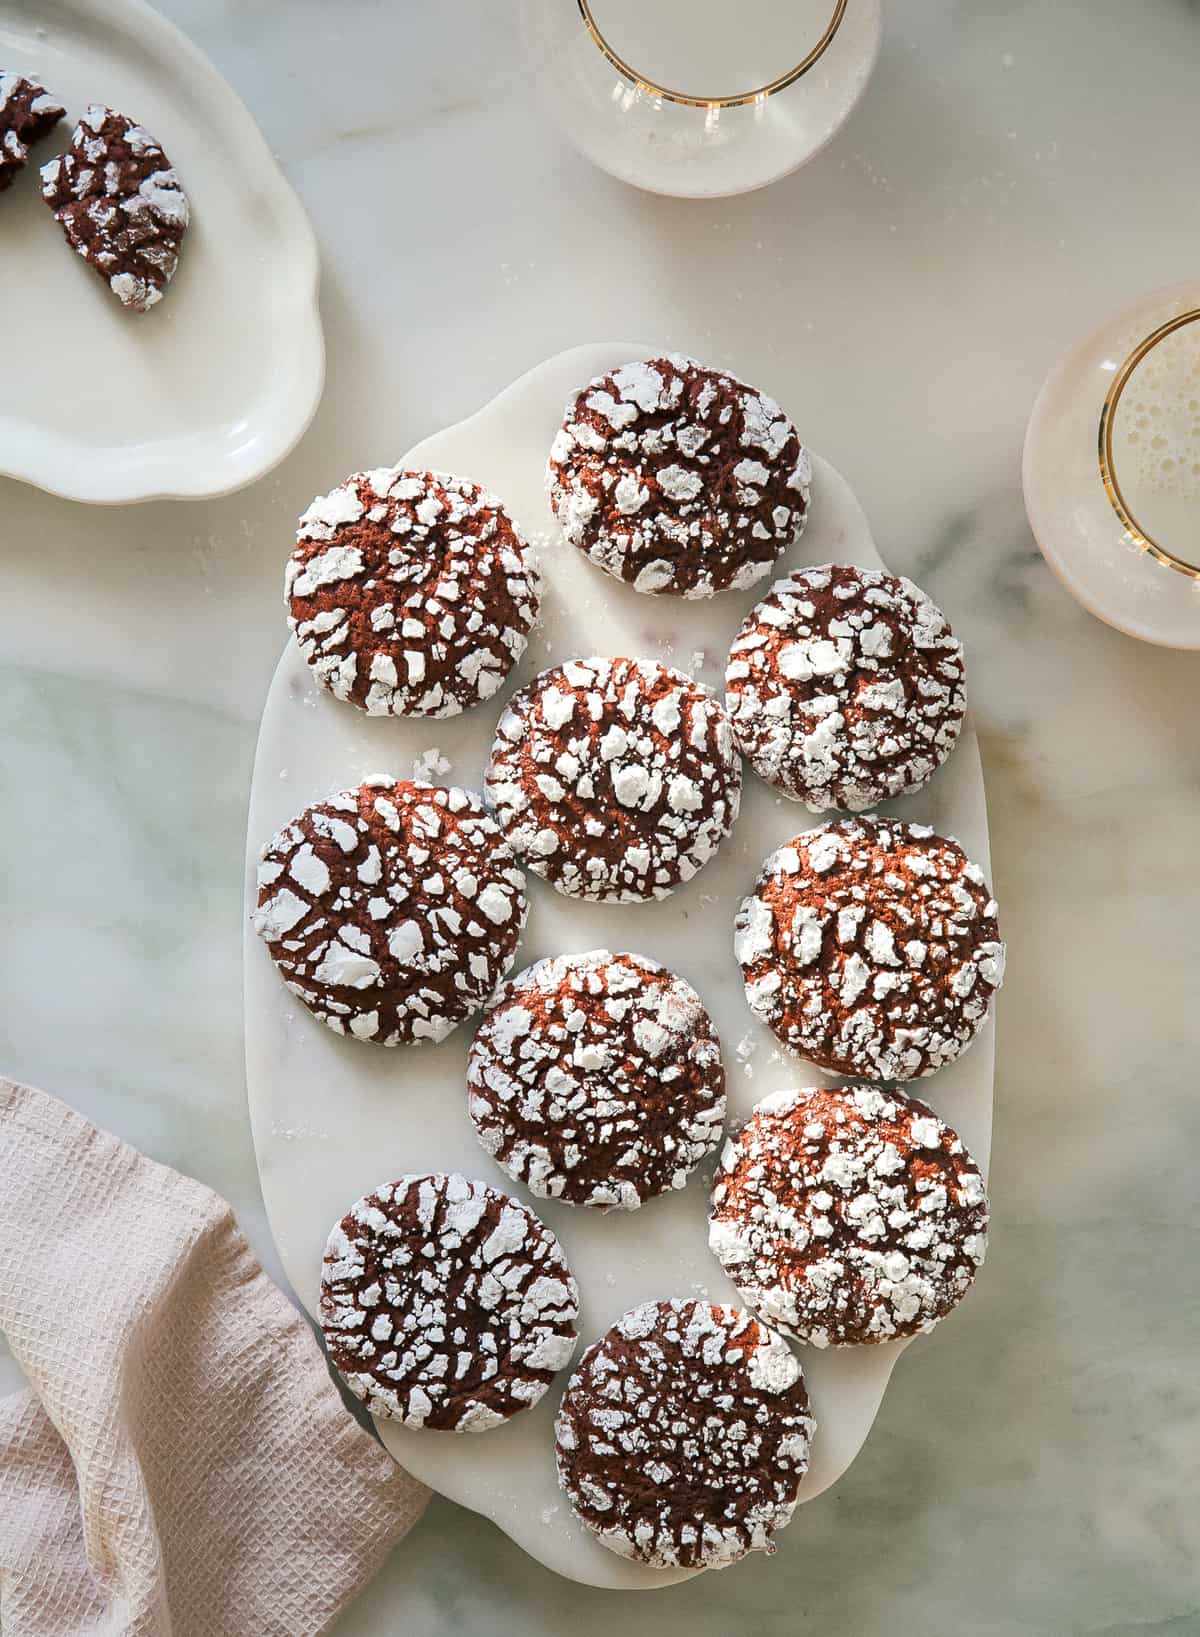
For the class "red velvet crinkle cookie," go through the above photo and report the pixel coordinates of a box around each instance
[287,468,540,717]
[735,816,1004,1081]
[709,1085,989,1348]
[726,564,966,812]
[467,950,726,1210]
[555,1299,813,1570]
[321,1174,579,1431]
[547,355,811,598]
[485,656,742,902]
[41,106,188,312]
[252,778,527,1046]
[0,73,63,191]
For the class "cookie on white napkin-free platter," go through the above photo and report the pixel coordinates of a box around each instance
[244,342,996,1590]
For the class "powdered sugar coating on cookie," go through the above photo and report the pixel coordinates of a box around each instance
[41,105,188,312]
[555,1299,813,1569]
[287,468,540,717]
[321,1173,579,1431]
[735,816,1004,1081]
[0,73,63,191]
[252,778,527,1046]
[467,950,727,1209]
[726,564,966,812]
[710,1085,988,1348]
[547,355,811,598]
[485,656,742,902]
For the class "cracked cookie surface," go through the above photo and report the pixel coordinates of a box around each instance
[322,1173,578,1431]
[253,778,527,1046]
[0,73,63,191]
[735,816,1004,1080]
[710,1084,989,1347]
[486,656,741,902]
[467,949,726,1209]
[726,564,965,812]
[555,1299,813,1569]
[287,467,540,717]
[547,355,810,598]
[41,105,188,312]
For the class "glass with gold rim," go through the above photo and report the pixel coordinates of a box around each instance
[519,0,883,198]
[1023,283,1200,650]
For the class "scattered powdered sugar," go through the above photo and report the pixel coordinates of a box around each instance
[412,746,452,782]
[287,468,540,718]
[736,1031,760,1078]
[734,815,1004,1081]
[467,950,727,1210]
[485,655,742,903]
[252,779,527,1046]
[546,355,811,599]
[726,564,966,812]
[321,1173,579,1431]
[555,1299,814,1570]
[709,1085,988,1347]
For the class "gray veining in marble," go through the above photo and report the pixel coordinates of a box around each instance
[2,1,1198,1632]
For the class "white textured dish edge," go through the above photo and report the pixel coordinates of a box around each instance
[244,343,995,1590]
[0,0,323,502]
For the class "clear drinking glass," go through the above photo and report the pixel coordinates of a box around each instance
[520,0,883,198]
[1023,283,1200,649]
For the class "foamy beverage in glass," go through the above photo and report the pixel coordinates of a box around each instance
[1100,309,1200,575]
[1024,284,1200,649]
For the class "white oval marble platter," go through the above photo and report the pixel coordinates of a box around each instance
[244,342,995,1591]
[0,0,323,502]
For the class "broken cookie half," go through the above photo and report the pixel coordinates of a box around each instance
[41,105,189,313]
[0,72,65,191]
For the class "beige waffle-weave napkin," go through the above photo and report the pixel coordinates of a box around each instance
[0,1079,428,1636]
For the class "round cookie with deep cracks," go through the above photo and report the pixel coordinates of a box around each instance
[709,1085,989,1347]
[287,467,540,717]
[321,1174,579,1431]
[735,816,1004,1081]
[726,564,966,812]
[467,950,727,1210]
[555,1299,814,1570]
[547,355,811,598]
[252,778,528,1046]
[485,656,742,902]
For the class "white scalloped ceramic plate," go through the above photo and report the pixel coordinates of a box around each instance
[244,344,995,1590]
[0,0,322,502]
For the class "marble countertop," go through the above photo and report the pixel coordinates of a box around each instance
[2,1,1198,1631]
